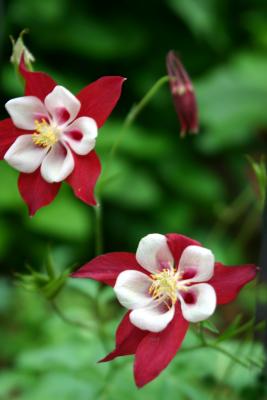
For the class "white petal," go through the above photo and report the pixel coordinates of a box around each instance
[114,270,153,310]
[44,86,80,125]
[4,134,49,173]
[179,283,216,323]
[62,117,98,155]
[136,233,174,274]
[130,303,175,332]
[178,245,215,283]
[5,97,48,130]
[40,142,74,183]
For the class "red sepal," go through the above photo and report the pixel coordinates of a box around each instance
[134,304,189,387]
[76,76,126,128]
[19,56,57,101]
[209,262,257,305]
[71,252,146,286]
[66,150,101,207]
[100,312,148,362]
[18,170,61,216]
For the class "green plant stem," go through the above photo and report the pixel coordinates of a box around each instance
[94,199,103,256]
[199,322,206,344]
[208,186,253,240]
[98,75,170,196]
[45,250,56,279]
[209,344,249,368]
[111,75,169,159]
[50,300,93,330]
[123,75,170,128]
[180,343,249,368]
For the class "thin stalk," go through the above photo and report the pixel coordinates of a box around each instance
[180,343,249,368]
[50,300,93,330]
[98,75,170,195]
[94,199,103,256]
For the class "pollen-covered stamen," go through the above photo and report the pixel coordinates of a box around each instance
[32,119,59,148]
[149,268,178,305]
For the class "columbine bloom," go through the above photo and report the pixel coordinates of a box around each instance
[166,50,198,137]
[0,57,125,215]
[72,233,257,387]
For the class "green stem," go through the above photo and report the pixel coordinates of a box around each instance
[180,343,249,368]
[98,75,170,196]
[199,322,206,345]
[94,199,103,256]
[209,344,249,368]
[123,75,170,129]
[208,186,253,240]
[50,300,93,330]
[45,250,56,279]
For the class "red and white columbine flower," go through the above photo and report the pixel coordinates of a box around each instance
[0,57,125,215]
[72,233,257,387]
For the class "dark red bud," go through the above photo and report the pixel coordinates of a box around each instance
[166,50,198,137]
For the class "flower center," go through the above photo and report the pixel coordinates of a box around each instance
[149,268,178,305]
[32,119,59,148]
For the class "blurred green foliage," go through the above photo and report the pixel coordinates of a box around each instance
[0,0,266,398]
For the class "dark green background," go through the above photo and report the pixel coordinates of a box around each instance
[0,0,266,399]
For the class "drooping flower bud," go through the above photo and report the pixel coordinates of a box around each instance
[10,29,35,71]
[166,50,198,137]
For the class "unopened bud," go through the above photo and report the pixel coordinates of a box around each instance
[166,50,198,137]
[10,29,35,71]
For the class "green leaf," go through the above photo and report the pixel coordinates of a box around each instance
[101,159,162,209]
[196,53,267,152]
[247,155,267,209]
[202,319,220,335]
[216,314,242,343]
[167,0,227,47]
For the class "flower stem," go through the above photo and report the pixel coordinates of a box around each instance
[180,342,250,368]
[209,344,249,368]
[94,199,103,256]
[50,300,93,330]
[98,75,170,193]
[123,75,170,129]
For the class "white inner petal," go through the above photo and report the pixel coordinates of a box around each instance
[136,233,174,273]
[40,142,74,183]
[4,134,49,173]
[5,97,48,130]
[130,303,175,332]
[62,116,98,155]
[114,270,153,310]
[44,85,81,126]
[178,283,216,323]
[178,245,215,283]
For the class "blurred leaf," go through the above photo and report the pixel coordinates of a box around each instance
[0,163,22,210]
[167,0,227,47]
[20,372,98,400]
[25,187,92,241]
[160,156,225,204]
[0,371,34,399]
[203,319,220,335]
[247,155,267,209]
[102,159,162,209]
[98,121,172,161]
[197,53,267,152]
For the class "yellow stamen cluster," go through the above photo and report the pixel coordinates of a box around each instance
[149,268,178,305]
[32,119,58,148]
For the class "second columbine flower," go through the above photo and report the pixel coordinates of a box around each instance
[72,232,257,387]
[114,234,216,332]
